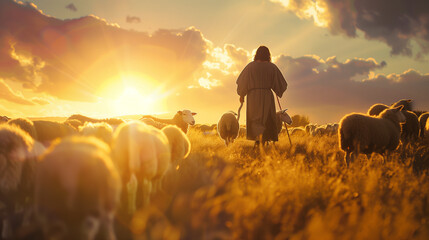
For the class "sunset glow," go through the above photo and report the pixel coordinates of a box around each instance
[0,0,427,124]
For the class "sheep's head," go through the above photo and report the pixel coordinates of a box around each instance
[392,99,413,111]
[178,110,196,125]
[277,109,292,125]
[381,106,406,123]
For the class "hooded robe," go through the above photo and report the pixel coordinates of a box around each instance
[236,61,287,141]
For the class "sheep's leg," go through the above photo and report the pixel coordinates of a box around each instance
[344,152,351,167]
[126,173,138,215]
[141,178,152,207]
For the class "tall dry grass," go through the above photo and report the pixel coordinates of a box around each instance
[128,129,429,240]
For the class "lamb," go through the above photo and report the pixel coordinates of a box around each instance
[35,136,121,240]
[7,117,37,139]
[0,125,35,238]
[391,99,413,111]
[217,112,240,146]
[111,121,171,217]
[64,118,83,130]
[276,109,293,134]
[418,112,429,138]
[339,106,406,166]
[305,124,317,135]
[140,109,197,134]
[79,121,113,144]
[162,125,191,164]
[33,120,77,146]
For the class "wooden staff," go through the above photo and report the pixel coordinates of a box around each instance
[276,95,292,146]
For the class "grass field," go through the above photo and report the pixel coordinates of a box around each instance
[125,129,429,240]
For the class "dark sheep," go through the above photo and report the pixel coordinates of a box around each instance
[217,112,239,146]
[401,110,420,142]
[339,106,406,166]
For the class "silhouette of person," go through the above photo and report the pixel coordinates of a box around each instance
[236,46,287,145]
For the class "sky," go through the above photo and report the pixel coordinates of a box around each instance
[0,0,428,124]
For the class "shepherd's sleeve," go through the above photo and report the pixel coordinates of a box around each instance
[272,65,287,98]
[236,64,249,97]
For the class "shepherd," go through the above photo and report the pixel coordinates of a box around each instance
[236,46,287,146]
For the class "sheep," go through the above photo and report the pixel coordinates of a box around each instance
[418,112,429,138]
[239,126,246,138]
[0,116,10,124]
[339,106,406,166]
[67,114,125,126]
[162,125,191,164]
[367,103,389,116]
[276,109,293,134]
[140,110,197,134]
[35,136,120,240]
[64,118,83,130]
[217,112,240,146]
[367,99,413,117]
[79,121,113,144]
[0,125,35,238]
[111,121,171,217]
[290,127,306,136]
[391,99,413,111]
[305,124,317,135]
[33,120,77,146]
[400,110,420,142]
[7,117,37,139]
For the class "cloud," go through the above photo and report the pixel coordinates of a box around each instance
[0,0,210,102]
[65,3,77,12]
[274,54,429,122]
[271,0,429,57]
[0,79,36,105]
[126,15,141,23]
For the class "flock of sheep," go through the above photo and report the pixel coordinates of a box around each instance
[0,110,195,239]
[0,99,428,238]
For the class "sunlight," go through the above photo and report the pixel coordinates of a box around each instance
[99,74,167,116]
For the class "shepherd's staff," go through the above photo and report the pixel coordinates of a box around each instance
[237,101,244,122]
[276,95,292,146]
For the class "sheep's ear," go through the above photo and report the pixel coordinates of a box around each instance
[282,109,288,113]
[407,99,413,103]
[177,111,183,115]
[192,112,197,116]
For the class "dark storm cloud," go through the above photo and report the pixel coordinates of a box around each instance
[126,15,141,23]
[274,54,429,122]
[0,0,210,102]
[65,3,77,12]
[275,0,429,57]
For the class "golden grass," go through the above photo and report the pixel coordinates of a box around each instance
[132,129,429,240]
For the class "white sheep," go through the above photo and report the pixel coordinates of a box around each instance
[0,125,35,238]
[162,125,191,164]
[217,112,240,146]
[111,121,171,216]
[140,109,197,133]
[276,109,292,134]
[35,136,120,240]
[7,118,37,140]
[339,106,406,166]
[79,121,113,144]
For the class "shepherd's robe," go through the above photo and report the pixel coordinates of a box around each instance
[236,61,287,141]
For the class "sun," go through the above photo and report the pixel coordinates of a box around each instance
[99,74,168,116]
